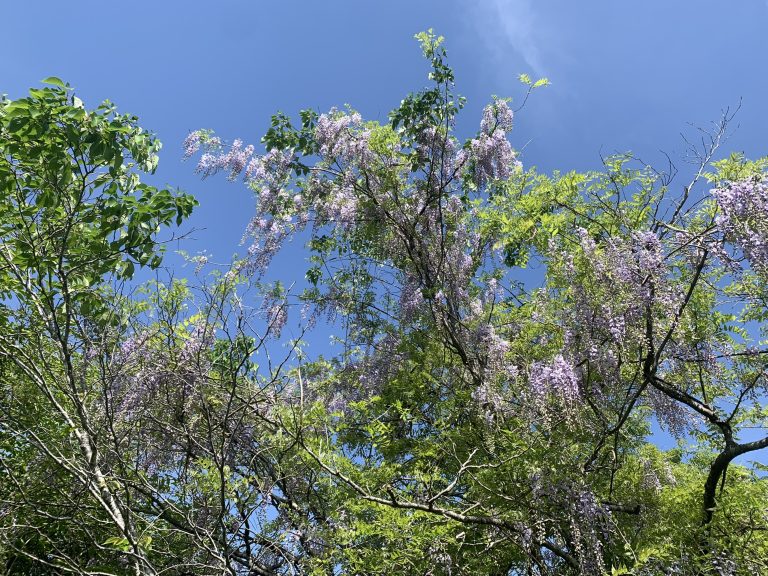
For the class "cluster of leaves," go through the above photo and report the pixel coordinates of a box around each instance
[1,32,767,576]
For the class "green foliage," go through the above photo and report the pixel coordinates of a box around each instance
[0,81,196,294]
[4,33,768,576]
[0,82,198,574]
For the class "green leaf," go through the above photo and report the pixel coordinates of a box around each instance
[41,76,66,88]
[102,536,132,552]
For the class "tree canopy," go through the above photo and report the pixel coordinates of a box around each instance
[1,33,767,576]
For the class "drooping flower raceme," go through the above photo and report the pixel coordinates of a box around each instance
[540,227,682,431]
[531,477,612,575]
[469,101,519,188]
[183,130,202,158]
[315,109,372,165]
[110,323,213,425]
[711,178,768,275]
[528,354,581,424]
[260,288,289,339]
[480,99,514,134]
[187,132,254,181]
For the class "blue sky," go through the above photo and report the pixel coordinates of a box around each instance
[5,0,768,265]
[4,1,768,457]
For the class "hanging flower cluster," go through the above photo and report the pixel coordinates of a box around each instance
[711,178,768,275]
[467,99,520,188]
[110,323,213,423]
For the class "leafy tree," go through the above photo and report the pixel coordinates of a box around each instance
[0,80,343,576]
[2,30,767,576]
[184,31,768,575]
[0,80,200,574]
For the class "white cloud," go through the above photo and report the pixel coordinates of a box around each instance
[473,0,548,77]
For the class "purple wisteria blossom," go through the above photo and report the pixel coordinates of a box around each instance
[260,290,288,339]
[224,139,255,179]
[193,138,254,180]
[247,148,292,190]
[321,184,359,229]
[183,130,202,158]
[640,458,663,494]
[472,322,512,380]
[632,230,664,275]
[531,478,612,574]
[399,274,425,323]
[315,109,372,165]
[416,125,460,183]
[357,333,404,393]
[480,99,514,135]
[568,487,611,575]
[469,321,516,422]
[712,178,768,275]
[469,101,520,188]
[181,322,214,365]
[109,323,213,425]
[646,385,691,439]
[529,354,581,404]
[555,227,675,371]
[469,131,518,188]
[325,333,406,414]
[242,218,290,275]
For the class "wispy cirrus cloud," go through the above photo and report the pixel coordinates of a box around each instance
[472,0,549,77]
